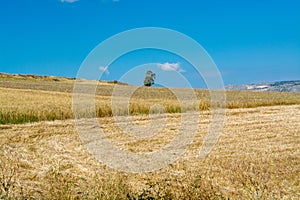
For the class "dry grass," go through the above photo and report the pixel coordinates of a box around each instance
[0,105,299,199]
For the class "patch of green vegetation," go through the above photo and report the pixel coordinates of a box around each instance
[0,110,39,124]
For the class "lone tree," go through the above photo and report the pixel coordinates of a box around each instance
[143,70,156,87]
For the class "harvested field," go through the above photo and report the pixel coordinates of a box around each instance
[1,105,299,199]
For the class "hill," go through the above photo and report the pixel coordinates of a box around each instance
[226,80,300,92]
[0,72,300,124]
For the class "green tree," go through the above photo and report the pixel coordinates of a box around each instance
[143,70,156,87]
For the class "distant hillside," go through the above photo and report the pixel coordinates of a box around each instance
[0,72,300,125]
[0,72,76,81]
[0,72,128,85]
[226,80,300,92]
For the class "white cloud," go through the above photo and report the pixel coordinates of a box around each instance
[60,0,78,3]
[157,62,185,73]
[99,66,109,75]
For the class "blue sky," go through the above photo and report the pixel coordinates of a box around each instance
[0,0,299,88]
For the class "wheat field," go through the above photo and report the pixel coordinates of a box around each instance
[1,74,300,124]
[0,74,300,199]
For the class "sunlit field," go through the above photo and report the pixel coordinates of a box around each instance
[0,74,300,199]
[1,74,299,124]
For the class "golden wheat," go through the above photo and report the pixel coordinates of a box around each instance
[1,81,300,124]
